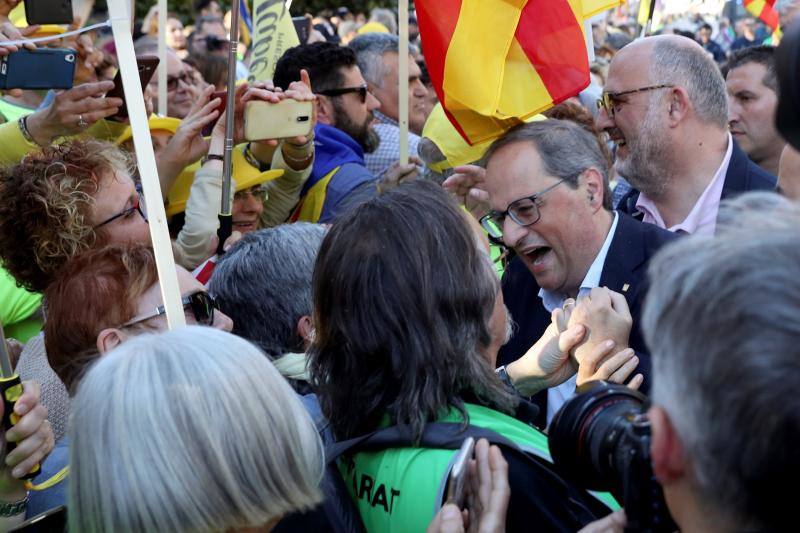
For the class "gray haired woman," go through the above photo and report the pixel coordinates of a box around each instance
[68,326,324,532]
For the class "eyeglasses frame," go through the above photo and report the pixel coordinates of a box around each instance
[596,84,675,117]
[480,178,568,240]
[122,291,217,328]
[317,84,369,103]
[94,191,147,229]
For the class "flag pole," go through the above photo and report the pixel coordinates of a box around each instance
[640,0,656,38]
[157,0,167,116]
[216,0,241,254]
[398,0,409,165]
[108,0,186,328]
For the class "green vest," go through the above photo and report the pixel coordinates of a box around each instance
[340,403,617,533]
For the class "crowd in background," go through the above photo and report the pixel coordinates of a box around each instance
[0,0,798,531]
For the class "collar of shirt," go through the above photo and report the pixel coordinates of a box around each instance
[538,211,620,313]
[373,110,397,127]
[635,133,733,236]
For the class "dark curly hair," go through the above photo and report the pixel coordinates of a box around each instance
[0,138,132,293]
[273,41,357,93]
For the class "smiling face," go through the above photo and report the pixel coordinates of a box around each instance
[483,141,601,297]
[369,52,429,133]
[231,185,265,234]
[596,42,674,196]
[727,62,783,166]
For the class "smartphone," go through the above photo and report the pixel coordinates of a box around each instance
[244,99,313,141]
[106,55,160,121]
[202,90,228,136]
[292,16,311,44]
[24,0,73,25]
[445,437,475,509]
[0,49,75,90]
[8,505,66,532]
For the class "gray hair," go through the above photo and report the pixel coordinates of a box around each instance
[349,32,399,88]
[650,37,729,129]
[68,327,324,532]
[208,223,326,359]
[481,119,613,210]
[368,7,397,34]
[643,199,800,530]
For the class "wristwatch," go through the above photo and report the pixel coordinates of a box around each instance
[0,493,28,517]
[495,365,517,393]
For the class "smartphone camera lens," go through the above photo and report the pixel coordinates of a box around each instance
[65,54,76,63]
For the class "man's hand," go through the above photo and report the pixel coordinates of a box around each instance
[0,381,54,499]
[578,510,627,533]
[158,86,221,192]
[210,82,250,146]
[25,81,122,145]
[442,165,491,219]
[426,439,509,533]
[576,340,643,390]
[505,306,587,396]
[568,287,633,367]
[378,156,424,193]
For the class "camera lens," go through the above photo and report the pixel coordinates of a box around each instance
[548,381,647,491]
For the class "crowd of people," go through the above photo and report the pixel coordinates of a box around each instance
[0,0,797,531]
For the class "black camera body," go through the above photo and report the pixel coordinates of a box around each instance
[548,381,676,532]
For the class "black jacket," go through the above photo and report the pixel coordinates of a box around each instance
[497,212,678,429]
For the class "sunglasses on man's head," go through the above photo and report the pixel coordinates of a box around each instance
[317,84,369,103]
[123,291,218,328]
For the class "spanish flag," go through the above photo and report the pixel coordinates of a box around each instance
[417,0,621,145]
[744,0,779,31]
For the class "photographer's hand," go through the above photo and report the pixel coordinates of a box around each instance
[575,340,643,390]
[568,287,632,368]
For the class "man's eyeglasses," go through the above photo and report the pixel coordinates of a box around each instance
[317,84,368,103]
[233,184,269,202]
[479,179,567,241]
[596,84,675,117]
[166,71,194,92]
[123,291,218,328]
[94,193,148,229]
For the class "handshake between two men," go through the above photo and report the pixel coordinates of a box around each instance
[502,286,642,399]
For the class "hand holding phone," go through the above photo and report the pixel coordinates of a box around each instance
[445,437,475,509]
[0,48,75,90]
[106,55,160,121]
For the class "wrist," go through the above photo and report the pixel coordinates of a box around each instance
[505,359,548,396]
[22,113,51,147]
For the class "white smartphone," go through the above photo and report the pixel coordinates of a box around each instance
[445,437,475,509]
[244,99,314,141]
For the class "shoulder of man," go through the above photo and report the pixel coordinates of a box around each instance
[724,140,778,197]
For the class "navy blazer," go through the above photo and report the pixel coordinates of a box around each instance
[617,140,777,219]
[497,212,678,429]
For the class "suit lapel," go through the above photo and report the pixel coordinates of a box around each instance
[598,213,647,305]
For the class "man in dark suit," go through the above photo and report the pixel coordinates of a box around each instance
[597,35,776,236]
[446,119,678,429]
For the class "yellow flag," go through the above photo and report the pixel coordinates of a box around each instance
[581,0,625,19]
[638,0,653,25]
[247,0,299,82]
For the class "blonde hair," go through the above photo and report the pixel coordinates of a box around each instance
[68,327,324,532]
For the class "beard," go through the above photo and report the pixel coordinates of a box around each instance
[332,100,380,153]
[615,101,673,199]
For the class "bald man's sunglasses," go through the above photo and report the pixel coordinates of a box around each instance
[596,84,674,117]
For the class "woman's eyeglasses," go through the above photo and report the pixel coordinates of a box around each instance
[94,193,148,229]
[123,291,218,328]
[317,84,369,104]
[233,184,269,202]
[166,71,194,92]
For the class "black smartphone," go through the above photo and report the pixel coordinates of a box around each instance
[292,16,311,44]
[8,505,66,532]
[24,0,73,25]
[202,90,228,136]
[0,48,76,90]
[106,55,160,121]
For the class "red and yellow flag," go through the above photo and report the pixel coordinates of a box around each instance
[744,0,779,31]
[417,0,619,145]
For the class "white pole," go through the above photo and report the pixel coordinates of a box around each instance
[398,0,409,165]
[157,0,168,116]
[585,20,595,62]
[109,0,186,329]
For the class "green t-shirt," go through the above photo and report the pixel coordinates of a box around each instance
[0,268,42,342]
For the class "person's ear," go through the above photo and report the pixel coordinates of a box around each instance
[297,315,315,347]
[96,328,127,355]
[649,405,687,487]
[666,86,691,126]
[581,168,605,211]
[316,95,334,125]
